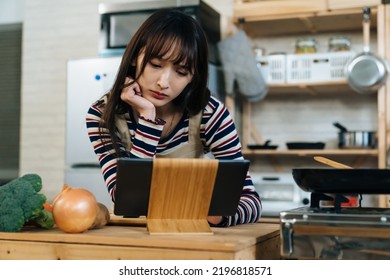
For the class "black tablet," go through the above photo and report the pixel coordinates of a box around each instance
[113,158,250,217]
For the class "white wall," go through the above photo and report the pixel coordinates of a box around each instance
[0,0,24,24]
[20,0,115,201]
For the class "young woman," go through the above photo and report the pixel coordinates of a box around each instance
[86,9,261,227]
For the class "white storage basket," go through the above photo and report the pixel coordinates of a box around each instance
[286,51,356,83]
[256,54,286,84]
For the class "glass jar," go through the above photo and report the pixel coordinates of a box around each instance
[295,38,318,54]
[328,36,351,52]
[253,47,267,69]
[253,47,266,60]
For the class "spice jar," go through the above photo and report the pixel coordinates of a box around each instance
[328,36,351,52]
[295,38,318,54]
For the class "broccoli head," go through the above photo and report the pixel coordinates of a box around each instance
[0,193,25,232]
[19,173,43,192]
[0,173,54,232]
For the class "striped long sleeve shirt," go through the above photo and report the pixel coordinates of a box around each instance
[86,95,262,226]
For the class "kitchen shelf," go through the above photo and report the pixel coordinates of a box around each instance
[234,3,378,37]
[267,80,357,95]
[243,149,379,157]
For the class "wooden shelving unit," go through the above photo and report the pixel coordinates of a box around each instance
[234,0,389,165]
[233,0,390,207]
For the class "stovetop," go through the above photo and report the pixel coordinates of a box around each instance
[280,192,390,226]
[280,192,390,259]
[280,205,390,227]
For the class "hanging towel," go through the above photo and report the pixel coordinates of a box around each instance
[217,30,268,102]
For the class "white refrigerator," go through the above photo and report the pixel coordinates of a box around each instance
[65,56,122,209]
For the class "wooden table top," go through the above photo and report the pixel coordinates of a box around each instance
[0,217,281,260]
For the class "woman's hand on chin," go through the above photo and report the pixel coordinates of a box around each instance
[121,77,155,119]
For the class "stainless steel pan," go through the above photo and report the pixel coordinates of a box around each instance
[345,7,389,94]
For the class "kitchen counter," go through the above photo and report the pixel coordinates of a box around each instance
[0,218,280,260]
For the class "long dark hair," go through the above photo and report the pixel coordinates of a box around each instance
[100,9,211,156]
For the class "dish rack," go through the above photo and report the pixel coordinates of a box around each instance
[256,51,356,84]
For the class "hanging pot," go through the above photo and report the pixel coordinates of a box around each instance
[345,7,390,94]
[333,122,376,149]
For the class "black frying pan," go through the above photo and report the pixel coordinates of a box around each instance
[292,168,390,194]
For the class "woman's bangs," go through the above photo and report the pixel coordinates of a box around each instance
[147,34,195,72]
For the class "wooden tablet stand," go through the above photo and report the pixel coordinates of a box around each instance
[146,158,218,235]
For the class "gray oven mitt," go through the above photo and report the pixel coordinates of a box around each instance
[217,30,268,102]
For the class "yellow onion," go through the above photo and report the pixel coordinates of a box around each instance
[52,184,99,233]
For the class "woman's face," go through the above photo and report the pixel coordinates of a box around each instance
[135,49,193,109]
